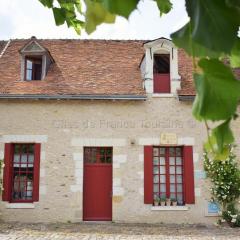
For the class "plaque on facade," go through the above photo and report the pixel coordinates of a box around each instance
[160,133,177,145]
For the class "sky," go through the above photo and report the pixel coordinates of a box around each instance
[0,0,189,40]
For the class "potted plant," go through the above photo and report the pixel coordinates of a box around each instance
[166,198,171,206]
[171,197,177,206]
[160,197,166,206]
[153,195,160,206]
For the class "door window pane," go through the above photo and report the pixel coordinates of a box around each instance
[170,166,175,174]
[160,183,166,192]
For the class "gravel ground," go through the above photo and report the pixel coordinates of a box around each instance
[0,222,239,240]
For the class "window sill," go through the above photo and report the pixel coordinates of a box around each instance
[152,93,175,98]
[151,206,189,211]
[5,203,35,209]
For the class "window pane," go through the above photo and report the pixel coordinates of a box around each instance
[153,184,159,192]
[160,166,165,174]
[170,193,176,199]
[169,147,175,156]
[160,175,166,183]
[177,175,182,183]
[177,184,183,192]
[160,157,165,165]
[153,175,159,183]
[176,157,182,165]
[153,157,158,165]
[176,148,182,156]
[170,166,175,174]
[26,70,32,80]
[170,175,175,183]
[159,148,165,155]
[160,192,166,198]
[153,166,159,174]
[170,184,175,193]
[177,193,183,205]
[153,148,159,156]
[26,60,33,69]
[169,157,175,165]
[160,183,166,192]
[176,166,182,174]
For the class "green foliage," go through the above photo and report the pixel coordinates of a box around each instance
[102,0,139,18]
[172,0,240,54]
[193,59,240,121]
[230,38,240,68]
[84,0,115,34]
[39,0,84,34]
[222,203,240,227]
[204,148,240,206]
[154,0,172,16]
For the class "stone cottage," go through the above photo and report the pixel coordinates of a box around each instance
[0,37,238,224]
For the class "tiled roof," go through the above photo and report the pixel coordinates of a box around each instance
[0,38,196,97]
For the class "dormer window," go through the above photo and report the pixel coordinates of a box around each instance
[25,56,42,81]
[19,37,54,81]
[141,38,181,95]
[153,54,170,93]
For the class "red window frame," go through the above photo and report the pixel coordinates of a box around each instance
[84,147,113,165]
[153,146,184,205]
[2,143,41,203]
[25,56,42,81]
[144,145,195,205]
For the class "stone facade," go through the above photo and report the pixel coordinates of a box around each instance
[1,96,239,224]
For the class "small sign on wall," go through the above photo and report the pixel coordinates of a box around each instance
[160,133,177,145]
[205,201,220,216]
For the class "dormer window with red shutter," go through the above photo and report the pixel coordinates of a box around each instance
[153,54,170,93]
[141,38,181,95]
[19,36,54,81]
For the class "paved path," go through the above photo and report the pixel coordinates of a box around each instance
[0,222,239,240]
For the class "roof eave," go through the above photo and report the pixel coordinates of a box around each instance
[0,94,147,101]
[178,95,195,101]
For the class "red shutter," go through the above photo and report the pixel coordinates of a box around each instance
[33,143,41,202]
[2,143,13,201]
[183,146,195,204]
[144,146,153,204]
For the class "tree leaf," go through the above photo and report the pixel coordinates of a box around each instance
[230,38,240,68]
[192,59,240,121]
[102,0,139,18]
[52,7,66,25]
[154,0,172,16]
[212,119,234,153]
[185,0,240,53]
[171,23,221,58]
[39,0,53,8]
[85,0,116,34]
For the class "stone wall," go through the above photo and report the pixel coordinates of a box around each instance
[0,97,239,223]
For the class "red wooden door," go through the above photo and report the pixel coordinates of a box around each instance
[83,147,112,221]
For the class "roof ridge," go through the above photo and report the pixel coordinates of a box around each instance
[0,39,11,58]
